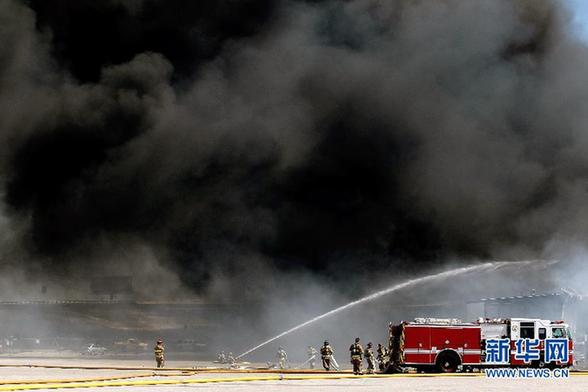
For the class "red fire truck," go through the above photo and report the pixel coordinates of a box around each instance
[386,317,573,373]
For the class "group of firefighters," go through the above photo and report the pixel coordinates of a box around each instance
[322,338,388,374]
[268,338,387,374]
[216,351,236,365]
[274,338,388,374]
[153,338,389,374]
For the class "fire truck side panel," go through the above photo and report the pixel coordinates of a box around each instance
[509,340,526,366]
[462,327,482,365]
[431,326,463,362]
[569,339,574,365]
[403,325,482,366]
[403,326,431,364]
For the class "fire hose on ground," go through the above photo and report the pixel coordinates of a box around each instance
[1,370,588,390]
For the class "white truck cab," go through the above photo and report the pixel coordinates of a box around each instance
[509,318,571,340]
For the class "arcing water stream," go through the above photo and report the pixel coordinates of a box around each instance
[236,261,508,359]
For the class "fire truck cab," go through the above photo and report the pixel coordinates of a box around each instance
[386,317,573,373]
[508,318,570,341]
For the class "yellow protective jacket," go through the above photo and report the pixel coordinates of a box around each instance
[349,343,363,359]
[321,345,333,357]
[154,344,165,358]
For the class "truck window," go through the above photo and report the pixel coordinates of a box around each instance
[520,322,535,339]
[566,327,573,340]
[538,328,546,339]
[552,328,566,338]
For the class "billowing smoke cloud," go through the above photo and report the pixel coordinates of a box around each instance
[1,0,587,297]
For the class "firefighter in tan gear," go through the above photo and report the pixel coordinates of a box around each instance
[364,342,376,374]
[227,352,236,367]
[276,347,288,369]
[154,340,165,368]
[349,337,363,375]
[320,341,334,371]
[376,343,388,371]
[307,346,318,369]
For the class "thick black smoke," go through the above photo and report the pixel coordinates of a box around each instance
[1,0,587,294]
[28,0,278,82]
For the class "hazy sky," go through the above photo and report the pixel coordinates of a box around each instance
[568,0,588,41]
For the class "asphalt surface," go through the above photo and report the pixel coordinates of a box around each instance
[50,377,588,392]
[0,358,586,391]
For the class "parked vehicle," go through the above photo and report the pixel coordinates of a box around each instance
[385,317,573,372]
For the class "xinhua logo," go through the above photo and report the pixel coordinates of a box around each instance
[484,338,570,364]
[485,368,570,379]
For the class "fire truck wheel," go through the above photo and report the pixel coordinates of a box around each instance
[435,351,461,373]
[535,359,555,369]
[532,355,549,369]
[538,360,546,368]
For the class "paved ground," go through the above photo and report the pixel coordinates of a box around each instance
[17,375,588,392]
[0,358,586,391]
[96,378,588,392]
